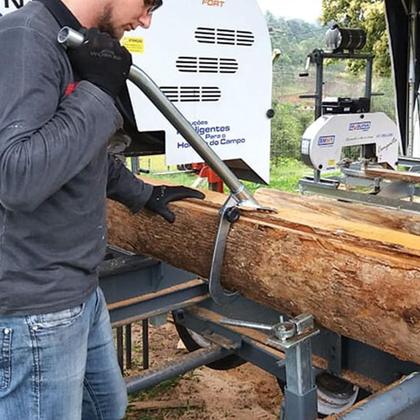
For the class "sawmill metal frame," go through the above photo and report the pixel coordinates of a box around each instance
[299,49,374,120]
[299,174,420,213]
[99,248,420,420]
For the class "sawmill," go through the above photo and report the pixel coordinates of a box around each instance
[2,0,420,418]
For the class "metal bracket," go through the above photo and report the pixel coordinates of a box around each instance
[208,195,240,305]
[220,314,319,420]
[273,314,319,420]
[267,313,320,351]
[220,313,319,350]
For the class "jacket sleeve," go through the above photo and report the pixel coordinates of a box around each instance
[107,155,153,212]
[0,26,123,212]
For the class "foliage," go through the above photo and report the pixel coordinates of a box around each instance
[266,12,325,68]
[267,12,325,89]
[371,76,395,119]
[270,102,313,161]
[321,0,390,76]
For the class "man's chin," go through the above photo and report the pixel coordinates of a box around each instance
[97,23,124,39]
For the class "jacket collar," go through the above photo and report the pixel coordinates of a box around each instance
[34,0,81,30]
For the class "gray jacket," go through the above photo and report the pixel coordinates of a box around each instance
[0,1,152,315]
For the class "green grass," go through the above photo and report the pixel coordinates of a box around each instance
[133,155,313,194]
[148,172,197,186]
[267,158,313,192]
[241,158,312,194]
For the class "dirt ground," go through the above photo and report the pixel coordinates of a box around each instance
[124,321,282,420]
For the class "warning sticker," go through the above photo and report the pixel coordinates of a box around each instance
[121,37,144,54]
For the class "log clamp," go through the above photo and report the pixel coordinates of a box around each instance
[209,193,276,305]
[208,195,241,305]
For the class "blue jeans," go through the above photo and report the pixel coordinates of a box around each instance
[0,287,127,420]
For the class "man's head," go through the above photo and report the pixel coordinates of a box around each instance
[98,0,162,39]
[63,0,162,40]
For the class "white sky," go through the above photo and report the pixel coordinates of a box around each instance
[257,0,323,23]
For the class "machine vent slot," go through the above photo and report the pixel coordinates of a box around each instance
[159,86,179,102]
[176,56,238,74]
[195,27,216,43]
[179,86,201,102]
[160,86,221,102]
[201,87,221,102]
[219,58,238,73]
[236,30,255,46]
[195,27,255,47]
[217,29,235,45]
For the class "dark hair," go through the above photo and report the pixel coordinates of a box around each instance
[145,0,163,12]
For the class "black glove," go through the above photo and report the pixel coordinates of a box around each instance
[67,28,132,99]
[145,186,205,223]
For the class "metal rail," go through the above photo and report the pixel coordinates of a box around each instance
[342,372,420,419]
[125,346,232,393]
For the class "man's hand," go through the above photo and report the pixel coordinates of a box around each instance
[67,28,132,99]
[145,186,205,223]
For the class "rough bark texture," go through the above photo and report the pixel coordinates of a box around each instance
[107,185,420,364]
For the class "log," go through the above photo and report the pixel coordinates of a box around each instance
[254,189,420,235]
[365,167,420,183]
[107,184,420,364]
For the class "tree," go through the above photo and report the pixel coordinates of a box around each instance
[270,103,312,162]
[321,0,390,76]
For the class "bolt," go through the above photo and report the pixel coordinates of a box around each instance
[225,207,240,223]
[273,322,296,341]
[266,109,275,119]
[174,309,185,321]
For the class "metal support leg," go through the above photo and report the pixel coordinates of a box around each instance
[125,324,132,370]
[130,157,139,174]
[116,326,124,373]
[142,319,149,370]
[326,331,342,376]
[220,313,319,420]
[283,340,317,420]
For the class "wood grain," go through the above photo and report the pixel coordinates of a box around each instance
[107,184,420,364]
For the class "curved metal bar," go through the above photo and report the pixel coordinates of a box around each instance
[208,196,240,305]
[57,26,260,208]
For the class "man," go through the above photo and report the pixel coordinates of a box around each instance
[0,0,204,418]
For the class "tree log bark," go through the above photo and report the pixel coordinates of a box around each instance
[107,185,420,364]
